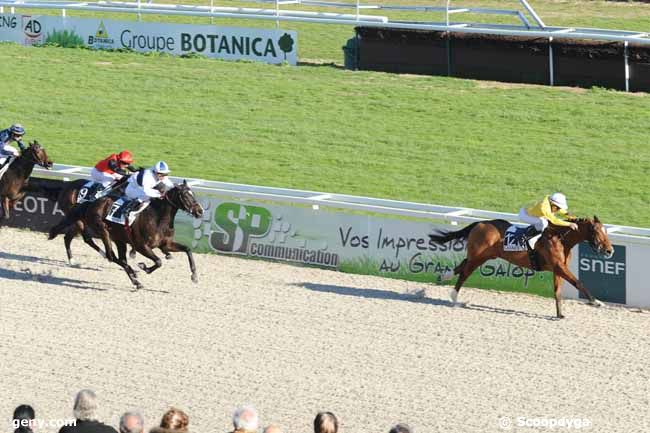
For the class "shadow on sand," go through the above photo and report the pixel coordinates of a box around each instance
[297,282,558,321]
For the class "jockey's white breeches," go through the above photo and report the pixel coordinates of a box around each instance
[90,168,121,187]
[519,208,549,231]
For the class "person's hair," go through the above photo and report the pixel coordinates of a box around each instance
[263,425,282,433]
[160,408,189,431]
[73,389,98,421]
[120,411,144,433]
[314,412,338,433]
[13,404,35,433]
[232,405,259,432]
[389,423,413,433]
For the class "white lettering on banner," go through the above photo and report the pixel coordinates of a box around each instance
[14,196,65,216]
[579,257,625,275]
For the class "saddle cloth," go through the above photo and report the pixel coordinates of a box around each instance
[105,198,149,226]
[76,181,103,204]
[0,156,13,180]
[503,225,540,252]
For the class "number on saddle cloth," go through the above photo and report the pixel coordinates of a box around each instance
[77,181,104,204]
[503,225,531,252]
[105,198,130,225]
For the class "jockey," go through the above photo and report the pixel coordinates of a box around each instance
[519,192,578,242]
[91,150,137,188]
[0,124,26,167]
[123,160,174,218]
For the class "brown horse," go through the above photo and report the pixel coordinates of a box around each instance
[48,180,204,290]
[47,176,130,265]
[428,217,614,318]
[0,141,53,220]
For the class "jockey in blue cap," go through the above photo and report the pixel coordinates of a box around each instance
[0,124,26,169]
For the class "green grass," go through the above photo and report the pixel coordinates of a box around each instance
[1,0,649,228]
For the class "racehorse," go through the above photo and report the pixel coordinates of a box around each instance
[48,180,204,290]
[46,176,130,265]
[0,141,53,220]
[428,217,614,318]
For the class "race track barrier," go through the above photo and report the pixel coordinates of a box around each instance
[9,163,649,308]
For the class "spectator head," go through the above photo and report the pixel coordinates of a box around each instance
[263,425,282,433]
[73,389,98,421]
[314,412,338,433]
[389,424,413,433]
[232,405,259,432]
[159,408,189,431]
[12,404,35,433]
[120,411,144,433]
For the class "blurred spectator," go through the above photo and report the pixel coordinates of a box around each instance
[231,405,259,433]
[389,423,413,433]
[150,408,189,433]
[314,412,338,433]
[12,404,35,433]
[59,389,117,433]
[263,424,282,433]
[120,412,144,433]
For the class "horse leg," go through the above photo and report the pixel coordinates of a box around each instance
[553,264,602,308]
[63,224,81,266]
[440,258,466,282]
[113,240,142,290]
[135,244,163,274]
[163,241,198,283]
[80,226,106,259]
[2,196,10,220]
[160,245,173,260]
[553,273,564,319]
[449,257,484,305]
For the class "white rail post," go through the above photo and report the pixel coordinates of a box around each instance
[138,0,142,21]
[624,41,630,92]
[210,0,214,24]
[548,36,554,86]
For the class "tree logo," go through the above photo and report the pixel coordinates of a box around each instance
[278,33,295,60]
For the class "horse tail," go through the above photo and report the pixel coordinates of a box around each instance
[429,222,480,244]
[48,201,93,240]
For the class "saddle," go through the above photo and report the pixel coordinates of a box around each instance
[503,225,543,271]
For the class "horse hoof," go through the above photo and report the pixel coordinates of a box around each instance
[129,251,136,259]
[68,258,78,267]
[165,253,173,260]
[591,299,604,307]
[191,273,198,283]
[449,288,459,304]
[132,283,143,292]
[138,262,147,271]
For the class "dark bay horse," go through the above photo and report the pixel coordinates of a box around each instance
[47,176,130,265]
[49,180,204,290]
[429,217,614,318]
[0,141,53,220]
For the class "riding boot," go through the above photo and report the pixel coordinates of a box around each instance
[123,200,142,223]
[523,225,542,270]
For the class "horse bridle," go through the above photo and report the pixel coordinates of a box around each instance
[164,186,195,213]
[22,145,48,167]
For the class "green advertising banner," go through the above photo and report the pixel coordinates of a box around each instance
[174,196,555,297]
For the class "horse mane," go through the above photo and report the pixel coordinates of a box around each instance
[545,217,592,237]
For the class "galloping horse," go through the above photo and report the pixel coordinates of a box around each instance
[429,217,614,318]
[49,180,204,290]
[0,141,53,220]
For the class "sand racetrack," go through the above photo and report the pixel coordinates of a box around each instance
[0,227,648,433]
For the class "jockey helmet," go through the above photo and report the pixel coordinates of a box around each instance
[153,160,171,175]
[10,124,25,136]
[549,192,568,211]
[118,150,134,164]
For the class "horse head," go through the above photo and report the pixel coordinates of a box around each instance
[577,216,614,259]
[25,140,53,169]
[166,180,204,219]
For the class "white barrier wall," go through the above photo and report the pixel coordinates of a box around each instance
[0,13,298,64]
[24,164,650,308]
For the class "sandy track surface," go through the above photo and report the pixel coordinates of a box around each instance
[0,227,648,433]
